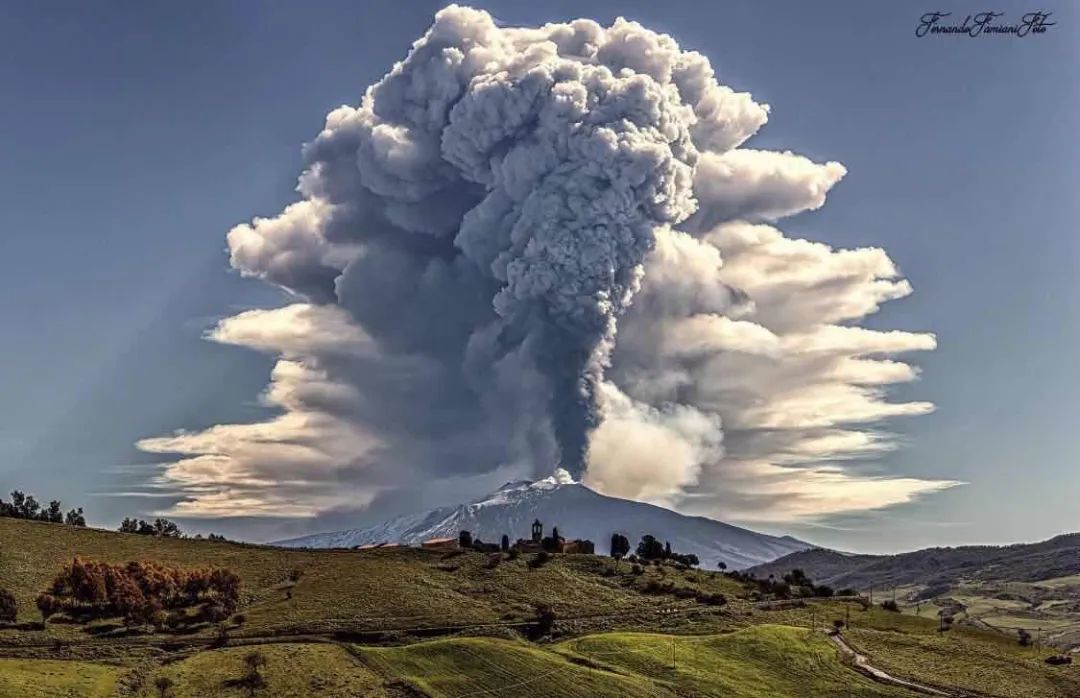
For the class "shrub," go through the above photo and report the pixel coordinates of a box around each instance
[696,592,727,607]
[880,600,900,612]
[1018,628,1032,647]
[154,676,175,698]
[833,619,845,632]
[631,564,644,575]
[528,551,551,568]
[233,613,247,626]
[0,588,16,623]
[532,604,556,638]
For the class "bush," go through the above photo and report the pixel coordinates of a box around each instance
[528,551,551,568]
[1018,628,1032,647]
[0,588,16,623]
[533,604,556,637]
[696,592,727,607]
[154,676,175,698]
[880,600,900,612]
[631,564,644,575]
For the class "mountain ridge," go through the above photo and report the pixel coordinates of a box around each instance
[745,532,1080,589]
[273,472,812,569]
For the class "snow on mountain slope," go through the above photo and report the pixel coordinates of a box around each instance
[273,471,812,569]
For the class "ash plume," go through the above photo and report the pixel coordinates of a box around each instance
[140,6,957,526]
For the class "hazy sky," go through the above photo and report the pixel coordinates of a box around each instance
[1,1,1077,553]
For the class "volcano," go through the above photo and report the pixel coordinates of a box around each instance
[273,471,812,569]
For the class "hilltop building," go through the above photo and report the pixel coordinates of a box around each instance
[511,519,593,554]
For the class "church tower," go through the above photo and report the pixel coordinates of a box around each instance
[531,519,542,543]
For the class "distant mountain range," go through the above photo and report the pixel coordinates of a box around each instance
[746,533,1080,590]
[273,471,812,569]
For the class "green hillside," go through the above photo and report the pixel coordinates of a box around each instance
[0,517,1077,696]
[0,517,742,641]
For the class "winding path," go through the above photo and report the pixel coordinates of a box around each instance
[828,632,954,697]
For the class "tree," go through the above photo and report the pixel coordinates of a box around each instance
[664,541,672,558]
[1018,628,1032,647]
[0,588,16,623]
[458,530,473,549]
[717,561,727,571]
[65,508,86,526]
[551,526,560,541]
[44,500,63,523]
[636,535,665,561]
[242,651,267,696]
[36,593,60,623]
[501,534,510,552]
[154,676,175,698]
[783,569,810,587]
[533,604,556,638]
[153,518,182,538]
[119,518,139,533]
[610,534,630,560]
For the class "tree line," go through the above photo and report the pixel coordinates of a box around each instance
[0,490,85,526]
[36,557,241,630]
[609,533,700,568]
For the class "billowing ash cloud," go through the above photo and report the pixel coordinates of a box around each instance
[139,6,958,525]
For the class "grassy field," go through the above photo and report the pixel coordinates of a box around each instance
[0,517,742,642]
[360,636,664,697]
[557,625,912,697]
[2,517,1080,696]
[135,643,395,697]
[0,658,124,697]
[847,625,1080,698]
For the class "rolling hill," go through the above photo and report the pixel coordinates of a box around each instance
[0,516,1079,696]
[274,471,812,569]
[745,533,1080,589]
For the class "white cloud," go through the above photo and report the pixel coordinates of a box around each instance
[691,150,847,227]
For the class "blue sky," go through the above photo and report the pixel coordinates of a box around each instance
[1,1,1076,552]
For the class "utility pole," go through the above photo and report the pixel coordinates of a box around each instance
[846,602,851,630]
[869,586,873,605]
[672,636,676,671]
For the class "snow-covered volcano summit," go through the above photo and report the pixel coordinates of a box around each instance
[272,471,812,569]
